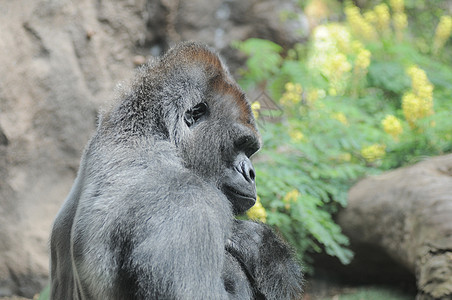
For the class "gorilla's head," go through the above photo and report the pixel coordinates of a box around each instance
[109,42,261,214]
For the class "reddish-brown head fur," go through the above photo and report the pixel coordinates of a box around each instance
[166,42,258,136]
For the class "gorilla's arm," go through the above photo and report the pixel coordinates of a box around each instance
[226,220,304,300]
[222,251,253,299]
[66,150,247,300]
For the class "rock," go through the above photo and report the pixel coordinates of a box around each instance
[0,0,308,297]
[145,0,308,73]
[337,154,452,299]
[0,0,145,297]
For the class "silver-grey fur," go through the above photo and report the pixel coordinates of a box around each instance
[50,42,303,300]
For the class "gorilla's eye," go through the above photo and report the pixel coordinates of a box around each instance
[184,102,208,127]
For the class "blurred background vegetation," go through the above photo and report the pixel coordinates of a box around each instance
[237,0,452,274]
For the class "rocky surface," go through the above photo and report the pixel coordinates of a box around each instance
[337,154,452,300]
[0,0,307,297]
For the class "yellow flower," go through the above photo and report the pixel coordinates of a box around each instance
[402,93,420,123]
[433,16,452,53]
[306,89,319,105]
[345,4,377,40]
[331,112,349,126]
[289,130,305,143]
[247,196,267,223]
[374,3,391,34]
[393,12,408,40]
[280,82,302,106]
[251,101,261,119]
[364,11,377,26]
[382,115,403,140]
[390,0,404,13]
[310,25,337,57]
[283,189,300,210]
[403,66,434,128]
[355,48,371,70]
[295,84,302,94]
[361,144,386,162]
[350,46,371,96]
[307,24,356,95]
[285,82,295,91]
[328,23,352,53]
[407,66,433,101]
[331,53,352,73]
[390,0,407,37]
[402,93,433,128]
[351,40,365,54]
[327,53,352,95]
[285,82,303,94]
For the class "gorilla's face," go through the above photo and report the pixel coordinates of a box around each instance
[177,64,260,215]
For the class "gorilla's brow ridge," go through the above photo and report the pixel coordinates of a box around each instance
[177,44,257,136]
[213,79,250,117]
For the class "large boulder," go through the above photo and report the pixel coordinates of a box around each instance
[337,154,452,299]
[0,0,307,297]
[0,1,146,296]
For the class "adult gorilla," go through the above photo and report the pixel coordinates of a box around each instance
[50,42,303,299]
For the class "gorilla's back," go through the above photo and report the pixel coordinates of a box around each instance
[50,165,82,299]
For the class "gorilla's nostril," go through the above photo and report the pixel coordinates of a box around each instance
[234,154,256,183]
[239,160,255,183]
[249,169,255,181]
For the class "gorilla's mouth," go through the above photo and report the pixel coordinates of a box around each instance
[222,185,256,214]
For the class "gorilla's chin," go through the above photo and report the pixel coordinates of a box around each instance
[221,153,257,214]
[222,185,256,215]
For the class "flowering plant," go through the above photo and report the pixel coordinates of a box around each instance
[234,0,452,270]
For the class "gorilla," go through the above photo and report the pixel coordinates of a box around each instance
[50,42,303,300]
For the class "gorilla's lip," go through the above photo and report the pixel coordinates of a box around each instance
[223,185,256,204]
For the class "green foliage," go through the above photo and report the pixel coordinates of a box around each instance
[232,38,283,90]
[37,284,50,300]
[368,61,410,96]
[235,1,452,271]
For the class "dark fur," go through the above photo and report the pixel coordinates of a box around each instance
[50,42,303,299]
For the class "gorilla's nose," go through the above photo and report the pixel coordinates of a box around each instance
[236,156,255,183]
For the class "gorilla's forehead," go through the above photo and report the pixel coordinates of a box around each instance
[168,42,259,136]
[211,79,256,131]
